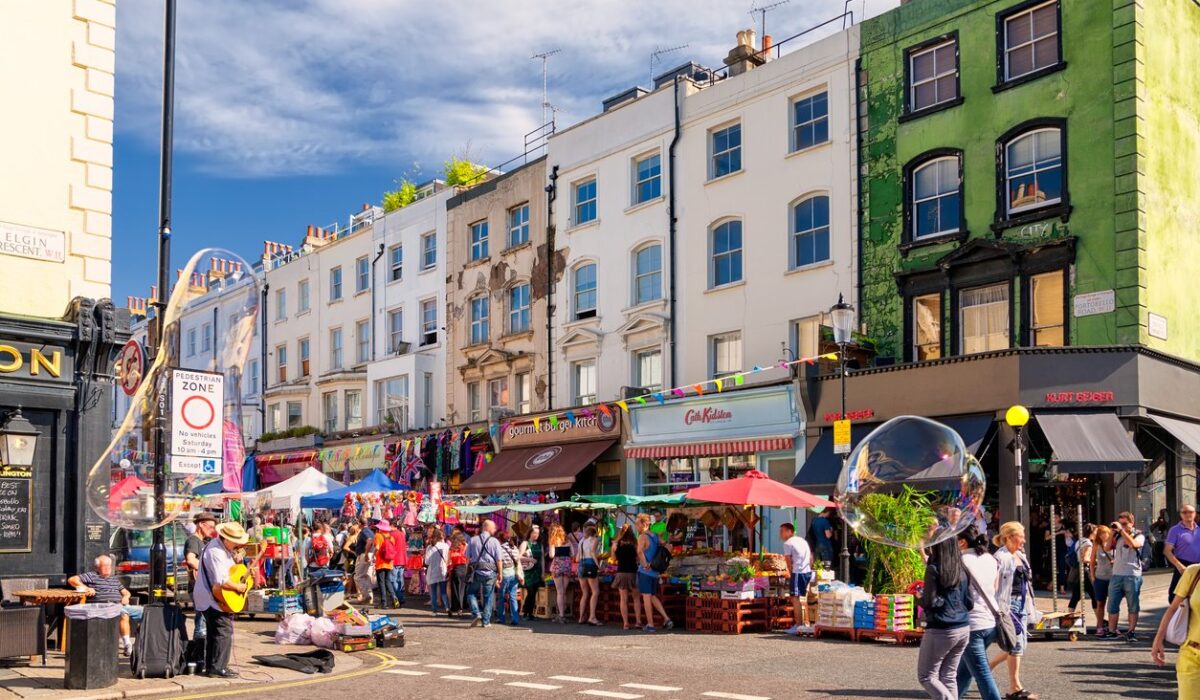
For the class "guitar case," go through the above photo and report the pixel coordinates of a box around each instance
[130,603,188,679]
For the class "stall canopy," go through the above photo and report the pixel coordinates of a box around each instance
[298,468,407,509]
[259,467,342,511]
[1148,414,1200,457]
[456,501,617,515]
[792,414,994,492]
[458,440,617,494]
[1037,413,1147,473]
[575,493,691,507]
[192,479,224,496]
[689,469,834,508]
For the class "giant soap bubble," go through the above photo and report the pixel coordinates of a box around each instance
[836,416,986,550]
[87,248,260,530]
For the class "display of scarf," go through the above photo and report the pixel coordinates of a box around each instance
[434,432,445,481]
[449,436,461,473]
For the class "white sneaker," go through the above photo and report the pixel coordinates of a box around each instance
[122,639,133,656]
[799,625,815,635]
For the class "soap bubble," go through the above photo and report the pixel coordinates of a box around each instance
[86,248,260,530]
[836,416,986,550]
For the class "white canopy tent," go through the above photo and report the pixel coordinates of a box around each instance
[255,467,343,512]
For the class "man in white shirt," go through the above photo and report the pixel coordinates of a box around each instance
[780,522,813,635]
[194,522,250,678]
[1108,511,1147,642]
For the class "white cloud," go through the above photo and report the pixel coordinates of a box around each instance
[116,0,898,178]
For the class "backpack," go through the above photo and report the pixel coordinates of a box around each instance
[649,534,672,573]
[377,533,402,565]
[310,535,330,567]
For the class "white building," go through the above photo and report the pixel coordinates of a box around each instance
[366,182,452,433]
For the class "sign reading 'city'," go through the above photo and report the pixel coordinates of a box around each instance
[0,220,65,263]
[170,369,225,475]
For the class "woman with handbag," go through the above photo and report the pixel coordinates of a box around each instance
[916,537,973,700]
[1151,562,1200,697]
[990,522,1040,700]
[955,530,1003,700]
[576,525,603,626]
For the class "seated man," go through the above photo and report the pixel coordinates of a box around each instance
[67,554,143,655]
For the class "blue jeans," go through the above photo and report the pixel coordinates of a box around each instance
[467,572,497,624]
[193,608,206,638]
[500,576,521,624]
[377,568,397,609]
[392,569,407,607]
[429,580,448,613]
[1107,574,1143,615]
[956,627,1002,700]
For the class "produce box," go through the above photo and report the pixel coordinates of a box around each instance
[375,627,405,648]
[340,622,372,636]
[720,590,756,601]
[333,634,376,653]
[327,603,369,626]
[262,526,290,543]
[246,590,267,613]
[369,614,395,632]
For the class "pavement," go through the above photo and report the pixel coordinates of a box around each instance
[0,569,1182,700]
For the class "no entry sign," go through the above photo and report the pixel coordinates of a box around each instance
[170,369,224,475]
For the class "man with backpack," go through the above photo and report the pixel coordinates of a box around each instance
[374,520,404,609]
[466,519,504,627]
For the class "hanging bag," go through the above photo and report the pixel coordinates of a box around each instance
[962,555,1019,653]
[1166,566,1200,646]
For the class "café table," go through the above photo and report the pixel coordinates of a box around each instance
[13,588,93,653]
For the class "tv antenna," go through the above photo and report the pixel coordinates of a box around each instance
[531,49,561,128]
[750,0,791,41]
[650,44,689,87]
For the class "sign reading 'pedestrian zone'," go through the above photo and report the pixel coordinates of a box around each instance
[170,369,224,476]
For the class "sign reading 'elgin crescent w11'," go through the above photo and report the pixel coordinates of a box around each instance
[170,369,224,476]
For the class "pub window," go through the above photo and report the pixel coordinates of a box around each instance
[959,283,1010,354]
[1003,126,1063,216]
[911,156,961,239]
[913,293,942,361]
[1030,270,1065,346]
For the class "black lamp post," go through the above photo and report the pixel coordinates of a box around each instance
[1005,405,1030,527]
[830,294,855,583]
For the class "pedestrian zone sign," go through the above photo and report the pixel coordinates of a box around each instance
[170,369,224,475]
[833,419,851,455]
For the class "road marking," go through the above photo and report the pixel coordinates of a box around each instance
[389,660,422,666]
[549,675,604,684]
[485,669,536,675]
[702,693,771,700]
[580,691,644,699]
[441,674,494,683]
[507,681,565,690]
[385,669,429,676]
[426,663,472,670]
[169,650,396,699]
[622,683,683,692]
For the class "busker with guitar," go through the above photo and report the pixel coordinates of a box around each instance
[194,522,253,678]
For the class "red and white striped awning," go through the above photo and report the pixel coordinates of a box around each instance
[626,436,794,459]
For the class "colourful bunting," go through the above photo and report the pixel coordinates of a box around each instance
[549,414,559,429]
[565,411,576,424]
[598,404,612,417]
[533,417,541,431]
[654,393,666,405]
[616,400,629,412]
[673,388,686,397]
[734,374,745,386]
[635,396,647,405]
[692,384,705,395]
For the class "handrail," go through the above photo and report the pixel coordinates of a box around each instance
[697,11,854,87]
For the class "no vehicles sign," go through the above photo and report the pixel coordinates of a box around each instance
[170,369,224,475]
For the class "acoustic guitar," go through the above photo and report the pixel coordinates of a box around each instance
[212,562,255,614]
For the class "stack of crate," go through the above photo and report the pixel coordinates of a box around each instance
[853,600,876,630]
[768,596,794,631]
[816,589,855,629]
[685,594,770,634]
[874,594,915,632]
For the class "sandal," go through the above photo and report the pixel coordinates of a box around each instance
[588,619,603,626]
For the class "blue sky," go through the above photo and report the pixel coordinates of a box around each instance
[112,0,898,303]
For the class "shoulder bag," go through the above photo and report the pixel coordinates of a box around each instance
[962,555,1019,653]
[1166,566,1200,646]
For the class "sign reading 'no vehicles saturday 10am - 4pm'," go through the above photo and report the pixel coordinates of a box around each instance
[170,369,224,476]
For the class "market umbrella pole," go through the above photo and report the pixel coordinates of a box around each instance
[1077,503,1085,625]
[1050,503,1058,613]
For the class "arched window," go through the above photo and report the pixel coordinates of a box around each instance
[469,295,489,345]
[573,263,597,320]
[710,220,743,288]
[912,157,960,238]
[791,196,830,268]
[632,244,662,305]
[1004,127,1062,215]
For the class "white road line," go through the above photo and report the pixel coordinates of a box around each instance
[579,691,644,699]
[484,669,535,676]
[507,682,565,691]
[702,693,771,700]
[389,660,422,666]
[622,683,683,692]
[425,663,472,670]
[440,674,493,683]
[549,675,605,684]
[385,669,429,676]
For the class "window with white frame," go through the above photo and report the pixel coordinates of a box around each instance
[573,263,597,319]
[389,244,403,282]
[508,204,530,247]
[641,454,758,496]
[356,319,370,363]
[345,390,363,430]
[299,337,310,377]
[470,295,489,345]
[377,376,409,428]
[467,381,481,422]
[420,298,437,346]
[710,220,743,287]
[791,316,822,360]
[633,244,662,305]
[791,196,831,268]
[298,279,310,313]
[1002,1,1059,82]
[1030,270,1065,347]
[634,348,663,393]
[574,178,597,225]
[322,391,338,434]
[275,288,286,320]
[422,372,433,427]
[909,39,958,112]
[516,372,532,414]
[187,329,196,356]
[791,92,829,151]
[247,359,259,394]
[329,266,343,301]
[269,404,281,432]
[710,123,742,179]
[633,153,661,204]
[286,401,303,428]
[1004,128,1062,215]
[276,344,287,383]
[388,308,404,353]
[912,157,961,238]
[509,283,531,333]
[573,360,597,405]
[421,232,436,270]
[710,332,742,379]
[329,327,343,369]
[488,377,509,414]
[355,256,370,293]
[470,220,489,261]
[959,283,1010,354]
[913,293,942,361]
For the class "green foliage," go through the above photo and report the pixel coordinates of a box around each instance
[257,425,322,443]
[382,179,418,213]
[443,156,489,188]
[856,486,933,594]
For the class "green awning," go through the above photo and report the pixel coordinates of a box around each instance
[574,493,692,507]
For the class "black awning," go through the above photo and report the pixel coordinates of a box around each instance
[1148,414,1200,457]
[791,414,994,491]
[1037,413,1146,473]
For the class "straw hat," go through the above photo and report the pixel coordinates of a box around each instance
[216,522,250,545]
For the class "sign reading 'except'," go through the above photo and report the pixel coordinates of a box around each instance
[170,369,224,476]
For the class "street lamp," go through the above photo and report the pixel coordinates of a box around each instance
[0,408,39,469]
[830,294,855,583]
[1005,405,1030,526]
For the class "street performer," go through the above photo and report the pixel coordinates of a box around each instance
[193,521,250,678]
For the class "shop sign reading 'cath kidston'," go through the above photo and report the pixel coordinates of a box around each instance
[170,369,224,475]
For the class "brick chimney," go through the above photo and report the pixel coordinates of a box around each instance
[723,28,765,77]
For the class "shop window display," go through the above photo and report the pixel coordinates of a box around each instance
[640,454,758,496]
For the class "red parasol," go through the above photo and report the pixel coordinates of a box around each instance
[685,470,836,509]
[108,475,150,512]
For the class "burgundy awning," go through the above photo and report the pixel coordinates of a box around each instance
[458,440,617,494]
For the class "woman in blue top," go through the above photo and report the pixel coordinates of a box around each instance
[917,536,973,700]
[635,513,674,633]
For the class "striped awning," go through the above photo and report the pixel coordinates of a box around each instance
[626,436,794,459]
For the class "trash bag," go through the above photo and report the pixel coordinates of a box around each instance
[274,613,314,645]
[309,617,337,650]
[65,603,124,620]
